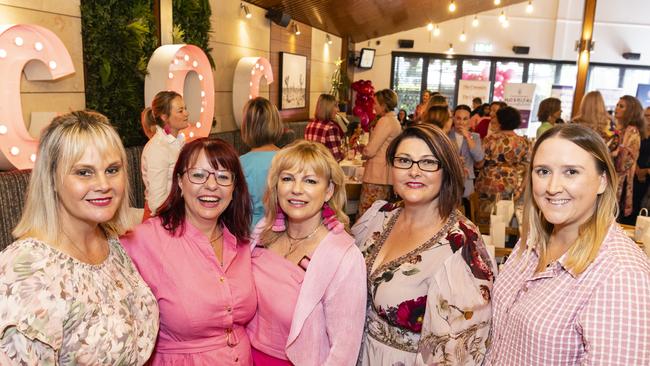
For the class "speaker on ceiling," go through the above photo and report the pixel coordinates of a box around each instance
[512,46,530,55]
[398,39,414,49]
[266,8,291,27]
[622,52,641,60]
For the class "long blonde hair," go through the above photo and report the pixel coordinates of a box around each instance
[572,91,610,134]
[13,111,132,243]
[259,140,349,245]
[520,124,618,274]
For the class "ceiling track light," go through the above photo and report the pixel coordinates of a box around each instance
[427,22,434,31]
[459,31,467,42]
[494,0,501,5]
[326,34,333,45]
[449,0,456,12]
[526,1,534,13]
[433,24,441,36]
[292,22,301,35]
[240,3,252,19]
[472,15,479,27]
[498,10,506,23]
[447,43,454,54]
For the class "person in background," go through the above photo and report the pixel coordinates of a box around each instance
[572,90,618,152]
[305,94,345,162]
[359,89,402,216]
[247,140,366,366]
[470,102,490,131]
[471,97,483,116]
[354,124,494,365]
[0,111,159,365]
[633,106,650,216]
[613,95,646,224]
[449,104,484,215]
[414,90,431,121]
[122,138,255,365]
[141,91,189,219]
[484,124,650,365]
[475,106,530,225]
[475,101,506,139]
[535,97,562,138]
[397,108,408,127]
[240,97,284,229]
[422,105,453,132]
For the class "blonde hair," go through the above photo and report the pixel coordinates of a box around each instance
[141,91,182,135]
[520,124,618,275]
[314,94,338,122]
[260,140,349,245]
[572,91,610,134]
[374,89,398,114]
[241,97,284,148]
[13,111,132,243]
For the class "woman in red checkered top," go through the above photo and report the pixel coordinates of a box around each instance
[484,124,650,365]
[304,94,345,162]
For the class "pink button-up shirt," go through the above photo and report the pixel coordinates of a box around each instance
[121,218,257,365]
[484,225,650,365]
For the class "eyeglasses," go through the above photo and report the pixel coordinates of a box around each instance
[392,157,441,172]
[184,168,234,186]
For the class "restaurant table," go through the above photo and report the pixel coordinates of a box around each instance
[340,159,364,216]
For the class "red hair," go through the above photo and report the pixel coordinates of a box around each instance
[157,138,251,243]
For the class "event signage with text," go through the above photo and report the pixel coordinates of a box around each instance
[504,83,536,129]
[457,80,491,107]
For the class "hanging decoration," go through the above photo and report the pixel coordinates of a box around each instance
[351,79,375,132]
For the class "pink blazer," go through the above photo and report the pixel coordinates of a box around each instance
[248,228,367,365]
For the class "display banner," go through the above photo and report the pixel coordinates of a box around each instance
[636,84,650,108]
[504,83,536,129]
[457,80,491,108]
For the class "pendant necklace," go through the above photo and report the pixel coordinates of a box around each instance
[285,222,321,258]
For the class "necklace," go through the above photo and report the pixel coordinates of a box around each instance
[59,229,107,265]
[284,222,321,258]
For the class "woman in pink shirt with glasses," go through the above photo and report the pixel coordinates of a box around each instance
[122,138,256,365]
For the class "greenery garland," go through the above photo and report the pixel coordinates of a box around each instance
[80,1,214,146]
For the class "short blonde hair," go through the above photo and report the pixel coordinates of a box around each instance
[314,94,337,122]
[260,140,349,245]
[13,111,131,242]
[241,97,284,148]
[374,89,398,113]
[520,124,618,275]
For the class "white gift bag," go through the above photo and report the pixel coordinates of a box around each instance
[635,208,650,242]
[495,195,515,226]
[642,227,650,258]
[490,214,506,248]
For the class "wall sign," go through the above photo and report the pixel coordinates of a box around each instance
[143,44,214,140]
[0,24,75,170]
[232,57,274,128]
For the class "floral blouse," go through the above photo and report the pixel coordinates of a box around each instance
[615,125,641,216]
[0,238,159,365]
[353,201,495,365]
[475,131,530,202]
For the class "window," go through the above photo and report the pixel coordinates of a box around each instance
[462,59,491,81]
[558,64,577,86]
[427,59,458,106]
[494,61,524,101]
[622,68,650,97]
[587,66,621,90]
[392,56,423,114]
[528,63,557,122]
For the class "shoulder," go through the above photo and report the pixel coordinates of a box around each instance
[593,225,650,277]
[120,218,170,257]
[444,213,495,281]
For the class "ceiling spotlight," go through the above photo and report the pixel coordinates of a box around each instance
[448,1,456,12]
[502,18,510,28]
[526,1,534,13]
[447,43,454,54]
[292,22,301,35]
[433,25,441,36]
[326,34,333,45]
[427,22,434,31]
[472,15,479,27]
[498,10,506,23]
[240,3,252,19]
[494,0,501,5]
[459,31,467,42]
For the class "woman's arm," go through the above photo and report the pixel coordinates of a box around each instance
[363,118,395,159]
[615,127,641,175]
[142,145,175,214]
[321,247,367,365]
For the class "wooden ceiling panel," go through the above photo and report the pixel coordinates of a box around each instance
[245,0,527,42]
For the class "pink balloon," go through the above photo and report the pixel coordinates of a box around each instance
[352,105,364,116]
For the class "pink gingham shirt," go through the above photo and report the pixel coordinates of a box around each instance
[484,224,650,366]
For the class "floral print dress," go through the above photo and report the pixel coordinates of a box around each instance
[352,201,495,366]
[0,238,159,365]
[615,125,641,217]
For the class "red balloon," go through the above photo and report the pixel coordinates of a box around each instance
[352,105,364,117]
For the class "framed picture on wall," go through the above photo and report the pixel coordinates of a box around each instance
[279,52,307,110]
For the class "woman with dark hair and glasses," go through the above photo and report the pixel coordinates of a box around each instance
[353,124,495,365]
[122,138,255,365]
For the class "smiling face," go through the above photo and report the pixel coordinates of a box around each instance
[57,147,125,230]
[179,150,234,229]
[277,167,333,227]
[391,137,443,207]
[532,137,607,236]
[162,96,190,135]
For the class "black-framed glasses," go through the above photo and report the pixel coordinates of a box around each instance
[184,168,234,186]
[391,157,441,172]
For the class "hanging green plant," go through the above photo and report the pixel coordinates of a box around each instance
[173,0,215,69]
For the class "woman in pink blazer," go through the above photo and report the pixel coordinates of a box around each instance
[246,140,367,365]
[359,89,402,216]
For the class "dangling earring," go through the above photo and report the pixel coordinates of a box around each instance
[272,204,286,232]
[322,202,344,233]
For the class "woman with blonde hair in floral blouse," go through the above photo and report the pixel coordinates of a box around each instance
[0,111,159,365]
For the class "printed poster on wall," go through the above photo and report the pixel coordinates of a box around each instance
[636,84,650,108]
[504,83,536,129]
[551,85,574,122]
[457,80,491,107]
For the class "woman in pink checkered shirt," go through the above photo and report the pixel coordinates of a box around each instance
[485,124,650,365]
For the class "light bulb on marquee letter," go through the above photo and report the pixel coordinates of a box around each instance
[232,57,274,128]
[0,24,75,170]
[144,44,215,140]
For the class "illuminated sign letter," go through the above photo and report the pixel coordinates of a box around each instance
[232,57,273,128]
